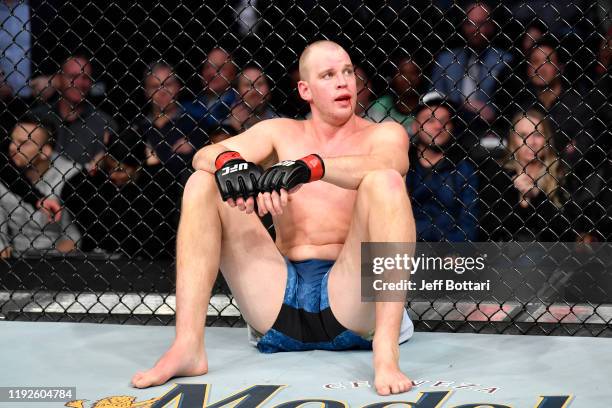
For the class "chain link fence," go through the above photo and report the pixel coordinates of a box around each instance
[0,0,611,335]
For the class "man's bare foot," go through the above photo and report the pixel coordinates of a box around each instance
[131,339,208,388]
[373,340,413,395]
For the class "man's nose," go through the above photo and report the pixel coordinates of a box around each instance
[336,73,348,88]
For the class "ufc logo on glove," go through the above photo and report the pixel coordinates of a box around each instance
[221,163,248,175]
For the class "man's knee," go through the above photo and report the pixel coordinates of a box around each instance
[183,170,218,203]
[359,169,407,200]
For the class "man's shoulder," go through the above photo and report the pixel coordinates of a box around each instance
[251,117,304,134]
[363,120,407,137]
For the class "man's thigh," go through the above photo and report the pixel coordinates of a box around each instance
[217,203,287,335]
[326,210,376,336]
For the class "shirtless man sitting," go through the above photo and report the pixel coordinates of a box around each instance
[131,40,416,395]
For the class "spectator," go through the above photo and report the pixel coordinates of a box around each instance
[62,127,179,259]
[587,27,612,90]
[354,65,374,118]
[430,3,513,131]
[516,38,591,156]
[519,20,548,57]
[136,62,205,176]
[516,39,611,242]
[0,0,63,101]
[406,92,479,242]
[225,65,278,133]
[585,29,612,153]
[368,56,422,135]
[31,54,117,168]
[0,117,80,257]
[480,108,570,241]
[182,48,238,132]
[0,118,62,221]
[0,0,32,98]
[566,29,612,242]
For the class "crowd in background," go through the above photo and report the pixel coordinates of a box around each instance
[0,0,610,259]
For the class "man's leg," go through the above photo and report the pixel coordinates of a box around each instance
[327,169,416,396]
[132,170,287,388]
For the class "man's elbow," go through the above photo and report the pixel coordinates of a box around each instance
[192,146,213,171]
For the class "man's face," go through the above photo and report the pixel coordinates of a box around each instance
[299,45,357,124]
[528,45,561,87]
[414,106,453,147]
[462,4,494,49]
[145,67,180,111]
[237,67,270,110]
[9,123,50,168]
[201,49,237,95]
[391,59,421,99]
[59,57,93,105]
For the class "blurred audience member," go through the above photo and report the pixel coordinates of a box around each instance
[585,29,612,153]
[407,92,479,242]
[354,65,374,118]
[0,0,32,99]
[0,119,62,221]
[517,38,590,158]
[136,62,205,176]
[62,127,179,259]
[183,48,238,132]
[430,3,513,131]
[515,37,611,242]
[480,108,570,241]
[31,54,117,168]
[520,20,548,56]
[225,65,278,133]
[0,117,81,257]
[369,56,422,135]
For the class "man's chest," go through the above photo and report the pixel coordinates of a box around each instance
[273,132,371,161]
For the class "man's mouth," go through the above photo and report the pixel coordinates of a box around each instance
[335,95,351,103]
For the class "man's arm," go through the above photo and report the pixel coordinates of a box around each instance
[322,122,409,190]
[255,122,410,216]
[192,118,287,173]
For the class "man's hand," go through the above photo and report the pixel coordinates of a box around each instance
[513,172,539,208]
[257,154,324,216]
[37,198,62,223]
[258,154,324,192]
[214,151,262,213]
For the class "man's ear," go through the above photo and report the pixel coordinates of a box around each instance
[297,80,312,102]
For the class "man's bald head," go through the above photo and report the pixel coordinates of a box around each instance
[298,40,348,81]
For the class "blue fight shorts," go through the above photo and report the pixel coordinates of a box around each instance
[250,258,413,353]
